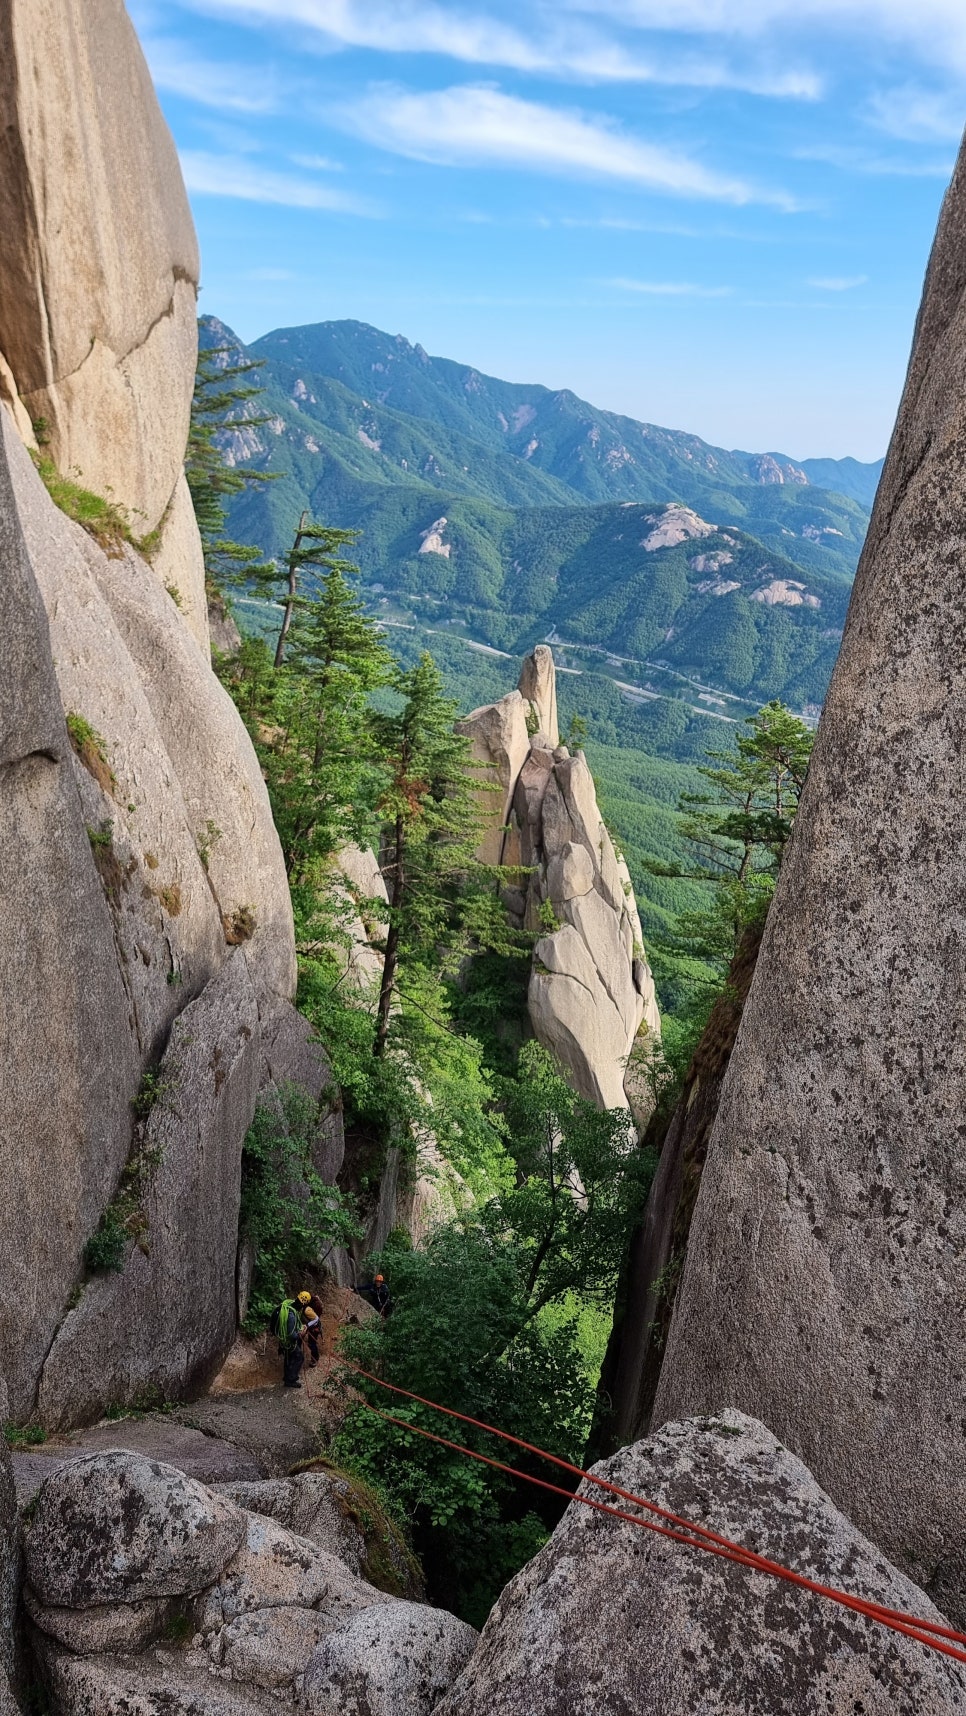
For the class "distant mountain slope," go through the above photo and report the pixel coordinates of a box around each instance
[246,319,881,548]
[792,455,885,509]
[207,316,873,709]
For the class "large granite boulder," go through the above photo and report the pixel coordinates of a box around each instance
[517,643,558,745]
[0,1436,17,1715]
[36,952,262,1428]
[25,1452,244,1607]
[0,0,199,538]
[652,139,966,1624]
[437,1412,966,1716]
[302,1601,478,1716]
[0,410,140,1421]
[216,1475,370,1579]
[456,689,531,866]
[26,1454,454,1715]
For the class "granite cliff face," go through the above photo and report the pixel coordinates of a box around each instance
[650,135,966,1624]
[458,646,660,1114]
[0,0,303,1427]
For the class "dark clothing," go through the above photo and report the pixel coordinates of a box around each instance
[303,1312,321,1365]
[278,1302,304,1387]
[282,1342,303,1388]
[374,1282,391,1316]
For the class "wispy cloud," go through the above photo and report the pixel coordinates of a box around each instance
[604,276,732,295]
[291,153,345,170]
[865,84,966,144]
[564,0,966,73]
[175,0,819,96]
[141,35,278,112]
[796,142,955,177]
[179,150,378,211]
[338,84,798,207]
[808,274,867,289]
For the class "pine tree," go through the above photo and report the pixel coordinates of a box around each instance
[370,653,505,1058]
[652,700,814,987]
[250,515,362,669]
[185,334,275,595]
[269,554,394,883]
[218,538,393,891]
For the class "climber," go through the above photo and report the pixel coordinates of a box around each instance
[373,1274,392,1318]
[274,1296,305,1389]
[299,1291,322,1366]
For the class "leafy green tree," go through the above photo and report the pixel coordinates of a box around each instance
[240,1084,361,1331]
[333,1046,651,1623]
[492,1043,645,1317]
[185,337,274,595]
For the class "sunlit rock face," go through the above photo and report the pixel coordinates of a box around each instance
[654,138,966,1625]
[0,0,300,1427]
[459,647,659,1115]
[0,0,199,537]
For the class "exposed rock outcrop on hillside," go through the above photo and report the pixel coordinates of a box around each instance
[459,646,659,1111]
[438,1412,966,1716]
[25,1453,474,1715]
[652,136,966,1624]
[0,0,305,1428]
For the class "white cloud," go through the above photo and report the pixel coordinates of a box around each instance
[175,0,819,96]
[339,84,798,207]
[865,84,966,144]
[807,274,868,289]
[291,153,345,170]
[565,0,966,76]
[141,36,277,111]
[796,142,955,177]
[604,276,732,295]
[179,150,378,211]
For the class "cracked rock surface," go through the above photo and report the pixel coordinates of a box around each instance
[436,1413,966,1716]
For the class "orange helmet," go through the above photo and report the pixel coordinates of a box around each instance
[374,1275,385,1284]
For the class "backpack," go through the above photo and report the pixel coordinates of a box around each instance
[270,1298,296,1344]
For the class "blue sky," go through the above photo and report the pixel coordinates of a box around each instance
[129,0,966,460]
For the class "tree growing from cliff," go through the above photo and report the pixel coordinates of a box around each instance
[648,699,814,1081]
[259,514,364,669]
[369,652,508,1058]
[654,699,814,974]
[185,336,275,595]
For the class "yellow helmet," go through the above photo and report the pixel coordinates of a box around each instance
[297,1291,312,1305]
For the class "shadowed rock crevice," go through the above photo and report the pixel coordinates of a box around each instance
[591,920,763,1459]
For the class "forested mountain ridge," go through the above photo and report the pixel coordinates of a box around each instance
[209,316,875,591]
[204,317,871,711]
[248,318,884,515]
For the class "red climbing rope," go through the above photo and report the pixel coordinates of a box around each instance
[336,1362,966,1668]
